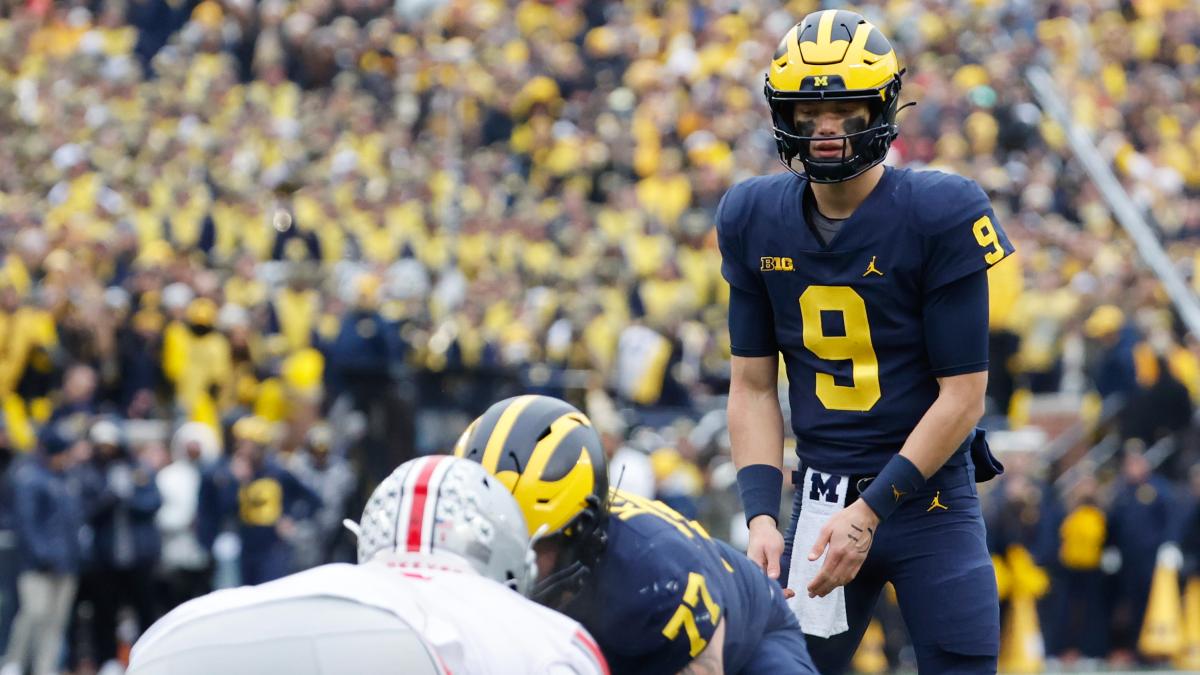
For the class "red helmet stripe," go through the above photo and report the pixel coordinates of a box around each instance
[406,456,450,552]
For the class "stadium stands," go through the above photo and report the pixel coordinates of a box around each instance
[0,0,1197,672]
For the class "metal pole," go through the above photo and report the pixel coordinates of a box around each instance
[1025,65,1200,337]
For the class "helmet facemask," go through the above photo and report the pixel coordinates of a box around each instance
[766,75,903,183]
[527,493,608,610]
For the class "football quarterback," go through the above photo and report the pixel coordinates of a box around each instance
[723,9,1013,674]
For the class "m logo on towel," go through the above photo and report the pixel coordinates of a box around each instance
[809,472,841,503]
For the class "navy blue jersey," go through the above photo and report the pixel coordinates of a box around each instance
[718,167,1014,475]
[563,490,791,674]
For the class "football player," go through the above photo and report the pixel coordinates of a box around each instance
[454,394,818,675]
[129,456,608,675]
[720,9,1014,675]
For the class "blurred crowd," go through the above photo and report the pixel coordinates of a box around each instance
[0,0,1196,672]
[980,442,1200,671]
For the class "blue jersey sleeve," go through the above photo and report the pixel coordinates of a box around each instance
[918,174,1014,292]
[924,268,989,376]
[717,183,778,357]
[716,184,759,292]
[728,286,778,357]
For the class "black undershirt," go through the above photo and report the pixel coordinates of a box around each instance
[803,186,845,246]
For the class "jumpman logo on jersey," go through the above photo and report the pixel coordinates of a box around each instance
[862,256,884,277]
[927,491,949,512]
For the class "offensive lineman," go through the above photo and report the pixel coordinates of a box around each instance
[455,394,818,674]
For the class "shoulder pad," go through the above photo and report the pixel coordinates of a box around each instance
[716,174,793,236]
[906,170,990,236]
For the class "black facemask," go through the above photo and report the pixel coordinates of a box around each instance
[529,498,608,611]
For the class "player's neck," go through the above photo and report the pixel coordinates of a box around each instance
[808,163,885,220]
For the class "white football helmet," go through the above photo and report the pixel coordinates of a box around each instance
[353,455,537,595]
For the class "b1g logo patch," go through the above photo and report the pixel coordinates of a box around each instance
[760,256,794,272]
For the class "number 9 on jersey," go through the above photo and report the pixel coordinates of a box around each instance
[799,286,881,412]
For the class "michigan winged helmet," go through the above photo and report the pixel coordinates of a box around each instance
[765,9,906,182]
[454,395,608,607]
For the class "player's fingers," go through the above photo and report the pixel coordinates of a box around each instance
[767,532,784,557]
[809,574,837,598]
[807,526,832,561]
[813,555,855,597]
[807,554,838,597]
[765,551,780,579]
[764,533,783,579]
[783,587,796,600]
[806,570,828,597]
[834,551,868,589]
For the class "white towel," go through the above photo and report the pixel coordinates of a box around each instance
[785,467,850,638]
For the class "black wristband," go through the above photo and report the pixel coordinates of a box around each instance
[737,464,783,526]
[860,455,926,522]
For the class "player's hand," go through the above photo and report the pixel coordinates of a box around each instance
[746,514,785,583]
[806,499,879,598]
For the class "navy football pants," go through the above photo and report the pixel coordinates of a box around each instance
[781,465,1000,675]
